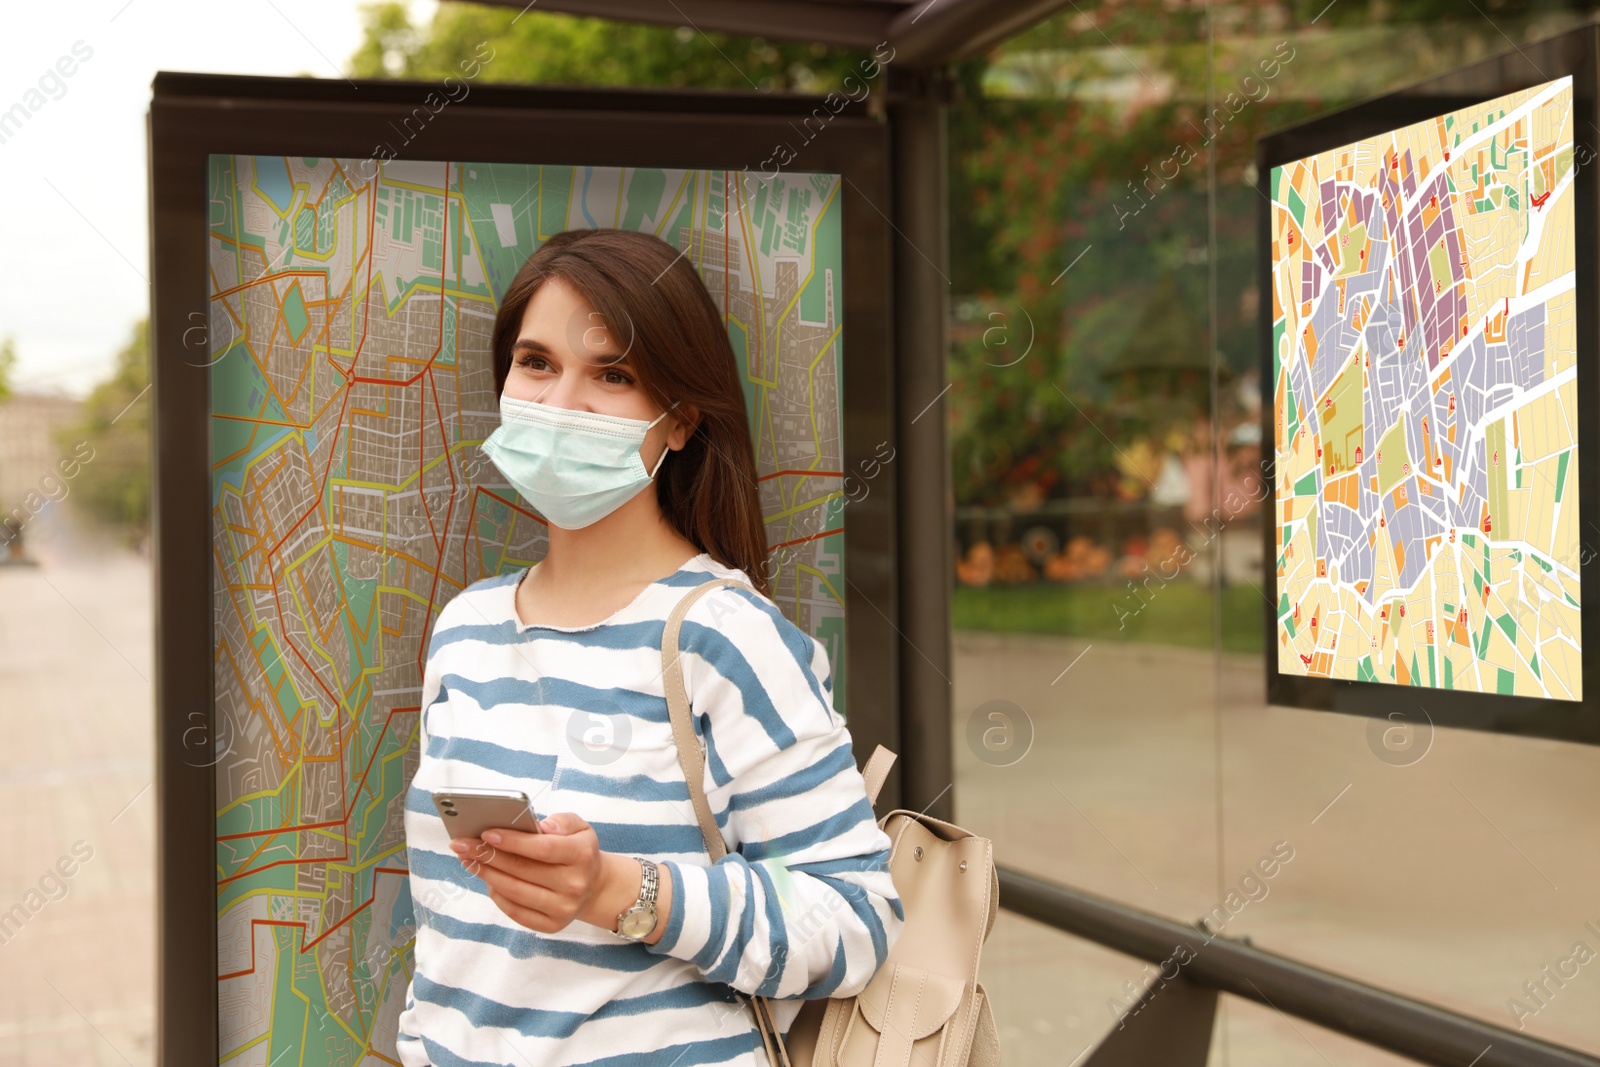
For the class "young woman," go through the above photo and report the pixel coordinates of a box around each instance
[397,228,903,1066]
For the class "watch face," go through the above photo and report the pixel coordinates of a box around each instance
[619,905,656,939]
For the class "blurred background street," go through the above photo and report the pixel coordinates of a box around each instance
[0,503,155,1064]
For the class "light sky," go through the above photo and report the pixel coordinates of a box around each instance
[1,0,437,398]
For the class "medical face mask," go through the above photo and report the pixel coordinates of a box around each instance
[479,394,679,530]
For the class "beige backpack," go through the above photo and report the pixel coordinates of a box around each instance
[662,578,1002,1067]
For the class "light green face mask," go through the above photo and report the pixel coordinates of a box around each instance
[480,394,679,530]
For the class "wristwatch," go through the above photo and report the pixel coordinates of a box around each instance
[614,857,660,940]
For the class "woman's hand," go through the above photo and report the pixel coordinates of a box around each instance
[449,812,657,937]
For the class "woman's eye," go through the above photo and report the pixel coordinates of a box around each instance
[603,369,633,385]
[517,355,548,370]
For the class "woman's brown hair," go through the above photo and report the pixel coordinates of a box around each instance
[490,228,771,598]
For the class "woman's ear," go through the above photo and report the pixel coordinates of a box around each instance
[668,403,702,449]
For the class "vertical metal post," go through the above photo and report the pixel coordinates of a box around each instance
[1082,979,1219,1067]
[886,65,955,819]
[148,104,221,1067]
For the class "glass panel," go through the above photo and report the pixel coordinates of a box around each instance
[1219,994,1422,1066]
[949,5,1224,933]
[1216,3,1600,1056]
[953,0,1600,1061]
[980,910,1181,1066]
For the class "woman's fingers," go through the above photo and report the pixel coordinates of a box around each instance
[484,884,563,934]
[464,826,551,860]
[478,816,594,862]
[447,813,604,933]
[454,837,582,896]
[476,862,574,926]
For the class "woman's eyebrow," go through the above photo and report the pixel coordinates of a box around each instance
[579,349,631,366]
[511,338,627,364]
[518,337,630,358]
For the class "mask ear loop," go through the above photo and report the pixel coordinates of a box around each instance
[645,401,682,478]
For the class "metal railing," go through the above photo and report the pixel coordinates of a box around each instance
[997,865,1600,1067]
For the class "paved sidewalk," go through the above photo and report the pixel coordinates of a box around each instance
[0,506,155,1067]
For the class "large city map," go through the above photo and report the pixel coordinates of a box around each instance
[1272,77,1579,700]
[206,156,845,1064]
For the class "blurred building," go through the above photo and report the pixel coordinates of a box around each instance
[0,392,83,556]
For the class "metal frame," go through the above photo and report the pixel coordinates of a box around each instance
[882,0,1076,67]
[457,0,906,51]
[149,70,904,1065]
[455,0,1074,67]
[1257,23,1600,745]
[1001,865,1600,1067]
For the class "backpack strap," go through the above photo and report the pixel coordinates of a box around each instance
[660,577,752,862]
[660,576,796,1067]
[861,744,895,809]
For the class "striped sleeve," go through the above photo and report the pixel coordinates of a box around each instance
[641,584,905,1002]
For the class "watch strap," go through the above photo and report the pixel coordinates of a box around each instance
[615,858,659,937]
[636,857,659,904]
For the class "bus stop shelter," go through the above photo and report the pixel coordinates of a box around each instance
[147,3,1600,1066]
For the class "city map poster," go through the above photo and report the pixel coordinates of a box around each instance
[207,157,845,1064]
[1271,77,1578,701]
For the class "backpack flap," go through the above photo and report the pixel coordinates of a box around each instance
[876,808,1001,946]
[882,814,994,978]
[837,962,966,1067]
[857,963,966,1037]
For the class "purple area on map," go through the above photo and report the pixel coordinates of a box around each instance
[1318,493,1375,601]
[1451,434,1489,533]
[1508,305,1548,388]
[1316,239,1337,275]
[1375,473,1432,592]
[1366,296,1427,447]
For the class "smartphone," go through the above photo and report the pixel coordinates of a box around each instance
[430,786,542,841]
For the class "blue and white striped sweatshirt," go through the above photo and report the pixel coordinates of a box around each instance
[397,553,904,1066]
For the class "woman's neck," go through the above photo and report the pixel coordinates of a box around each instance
[537,491,700,593]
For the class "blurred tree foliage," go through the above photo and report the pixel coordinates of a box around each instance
[57,319,150,546]
[350,1,872,91]
[947,1,1283,507]
[944,0,1587,507]
[0,336,15,403]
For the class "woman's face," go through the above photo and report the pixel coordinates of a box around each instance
[502,276,694,471]
[504,277,657,419]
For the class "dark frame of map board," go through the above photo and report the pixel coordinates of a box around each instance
[1257,24,1600,746]
[149,72,901,1066]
